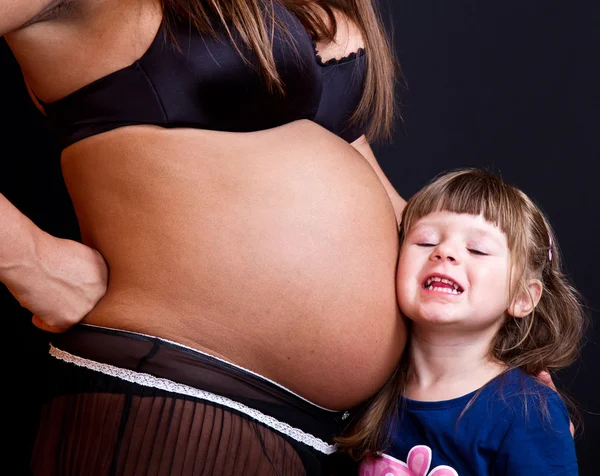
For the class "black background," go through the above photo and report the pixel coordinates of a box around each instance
[1,0,598,474]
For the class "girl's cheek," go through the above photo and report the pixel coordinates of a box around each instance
[395,269,410,310]
[396,281,403,308]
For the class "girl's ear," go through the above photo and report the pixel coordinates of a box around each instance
[508,278,543,318]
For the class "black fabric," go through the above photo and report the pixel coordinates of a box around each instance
[30,324,359,475]
[38,4,367,149]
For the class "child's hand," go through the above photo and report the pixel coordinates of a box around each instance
[537,370,575,437]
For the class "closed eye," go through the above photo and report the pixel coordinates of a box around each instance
[468,249,488,256]
[417,243,436,247]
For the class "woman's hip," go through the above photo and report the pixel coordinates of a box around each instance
[31,324,359,475]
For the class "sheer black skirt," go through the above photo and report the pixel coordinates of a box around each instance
[30,325,358,476]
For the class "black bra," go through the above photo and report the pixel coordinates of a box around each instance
[38,3,367,149]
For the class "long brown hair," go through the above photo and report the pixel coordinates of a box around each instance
[336,168,587,459]
[161,0,399,141]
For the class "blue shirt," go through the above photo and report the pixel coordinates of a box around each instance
[364,369,578,475]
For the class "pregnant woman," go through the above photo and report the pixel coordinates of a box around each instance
[1,0,407,474]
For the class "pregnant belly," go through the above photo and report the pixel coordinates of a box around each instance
[63,121,406,409]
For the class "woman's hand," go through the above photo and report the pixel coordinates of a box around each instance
[538,370,576,437]
[6,233,108,333]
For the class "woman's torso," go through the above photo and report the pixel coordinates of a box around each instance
[5,0,405,409]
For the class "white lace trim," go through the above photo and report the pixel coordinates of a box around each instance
[49,345,338,455]
[80,324,339,412]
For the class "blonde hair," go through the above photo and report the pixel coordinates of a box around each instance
[161,0,400,141]
[336,168,587,459]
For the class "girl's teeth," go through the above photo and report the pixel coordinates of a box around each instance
[424,276,462,293]
[426,277,456,286]
[430,286,459,294]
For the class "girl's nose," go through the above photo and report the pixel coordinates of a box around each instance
[431,244,459,263]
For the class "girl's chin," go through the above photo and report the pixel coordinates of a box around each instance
[401,301,463,324]
[412,315,460,326]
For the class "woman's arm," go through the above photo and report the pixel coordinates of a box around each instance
[0,193,108,332]
[351,135,406,224]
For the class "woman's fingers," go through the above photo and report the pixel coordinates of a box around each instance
[31,315,71,334]
[537,370,575,437]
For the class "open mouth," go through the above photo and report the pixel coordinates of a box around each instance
[422,276,464,295]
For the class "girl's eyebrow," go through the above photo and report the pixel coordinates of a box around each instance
[407,224,436,236]
[465,227,506,246]
[409,222,436,232]
[408,223,506,245]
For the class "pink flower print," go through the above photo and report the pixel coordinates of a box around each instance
[359,445,459,476]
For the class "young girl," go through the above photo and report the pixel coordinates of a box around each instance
[338,168,585,475]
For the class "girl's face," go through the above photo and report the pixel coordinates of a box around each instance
[397,211,513,332]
